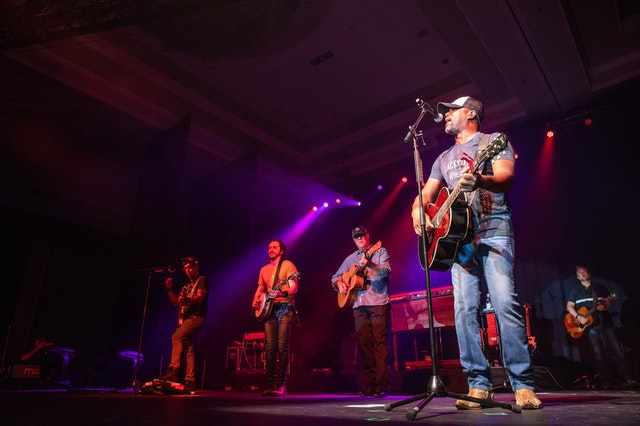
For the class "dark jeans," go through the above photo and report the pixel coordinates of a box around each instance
[263,303,294,388]
[354,303,390,392]
[587,324,632,383]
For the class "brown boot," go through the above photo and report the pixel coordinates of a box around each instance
[514,388,542,409]
[454,388,495,410]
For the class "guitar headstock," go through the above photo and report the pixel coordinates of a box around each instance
[367,241,382,257]
[288,271,301,281]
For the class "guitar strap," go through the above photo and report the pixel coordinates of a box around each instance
[466,132,492,206]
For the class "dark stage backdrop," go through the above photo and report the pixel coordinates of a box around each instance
[2,80,639,389]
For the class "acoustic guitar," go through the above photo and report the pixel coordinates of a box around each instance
[418,133,509,271]
[337,241,382,308]
[564,293,617,339]
[253,272,300,322]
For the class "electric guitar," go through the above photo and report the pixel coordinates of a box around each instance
[523,303,539,358]
[177,283,198,326]
[418,133,509,271]
[253,272,300,322]
[337,241,382,308]
[564,293,617,339]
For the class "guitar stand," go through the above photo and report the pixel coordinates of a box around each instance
[385,120,520,420]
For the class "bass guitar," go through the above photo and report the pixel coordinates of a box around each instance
[337,241,382,308]
[564,293,617,339]
[253,272,300,322]
[418,133,509,271]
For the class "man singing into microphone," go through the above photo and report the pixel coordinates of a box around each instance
[161,256,209,393]
[410,96,541,409]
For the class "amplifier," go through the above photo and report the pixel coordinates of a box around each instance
[390,286,455,331]
[243,332,265,341]
[10,363,41,379]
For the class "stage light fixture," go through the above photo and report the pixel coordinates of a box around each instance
[335,198,341,204]
[402,177,408,183]
[584,117,592,126]
[323,202,329,208]
[377,184,383,190]
[546,130,554,138]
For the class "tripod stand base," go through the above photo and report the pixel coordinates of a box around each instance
[384,374,521,420]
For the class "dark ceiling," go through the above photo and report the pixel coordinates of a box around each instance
[2,0,640,235]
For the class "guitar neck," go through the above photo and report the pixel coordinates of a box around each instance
[523,303,533,337]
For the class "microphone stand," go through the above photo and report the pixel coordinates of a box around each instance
[132,266,173,394]
[384,104,520,420]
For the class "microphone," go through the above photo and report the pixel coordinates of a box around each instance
[416,98,443,122]
[152,266,176,274]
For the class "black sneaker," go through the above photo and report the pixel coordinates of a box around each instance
[185,380,196,394]
[262,388,276,396]
[373,391,387,398]
[160,368,178,383]
[359,388,374,397]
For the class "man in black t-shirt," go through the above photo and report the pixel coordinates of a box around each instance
[161,256,209,392]
[566,265,637,389]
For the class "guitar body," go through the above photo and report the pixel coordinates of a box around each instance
[253,272,300,322]
[564,307,595,339]
[337,271,364,308]
[417,133,508,272]
[418,188,472,271]
[254,294,274,322]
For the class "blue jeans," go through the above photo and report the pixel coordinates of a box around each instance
[168,315,205,382]
[263,303,294,388]
[452,236,534,391]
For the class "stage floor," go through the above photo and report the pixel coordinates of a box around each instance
[1,387,639,425]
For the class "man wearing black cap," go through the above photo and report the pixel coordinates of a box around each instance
[410,96,541,409]
[331,226,392,398]
[162,256,209,393]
